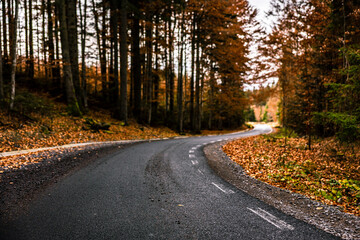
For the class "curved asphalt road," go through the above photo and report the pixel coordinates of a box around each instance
[1,125,338,239]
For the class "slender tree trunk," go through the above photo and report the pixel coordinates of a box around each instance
[101,2,107,100]
[42,0,48,81]
[24,0,28,64]
[56,0,81,116]
[54,4,62,89]
[79,0,88,109]
[169,11,174,116]
[0,15,3,101]
[119,0,128,124]
[66,0,81,106]
[164,20,169,120]
[91,0,106,100]
[152,13,159,121]
[37,10,41,76]
[2,0,8,60]
[47,0,55,85]
[146,13,153,125]
[110,0,119,115]
[190,14,196,130]
[29,0,34,79]
[194,22,201,133]
[177,13,184,134]
[9,0,19,110]
[132,1,141,121]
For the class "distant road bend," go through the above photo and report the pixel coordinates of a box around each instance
[1,124,338,239]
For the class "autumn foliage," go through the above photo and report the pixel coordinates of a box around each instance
[223,133,360,216]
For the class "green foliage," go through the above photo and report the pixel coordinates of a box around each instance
[13,91,54,116]
[244,108,256,122]
[313,112,359,142]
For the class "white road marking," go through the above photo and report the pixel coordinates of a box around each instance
[191,160,198,165]
[189,154,196,158]
[196,145,202,148]
[247,207,295,231]
[189,150,194,153]
[211,182,234,194]
[198,169,204,175]
[191,147,197,150]
[210,141,216,143]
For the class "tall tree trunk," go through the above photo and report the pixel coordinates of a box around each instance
[56,0,81,116]
[101,2,107,100]
[42,0,48,82]
[66,0,81,106]
[132,0,141,121]
[145,12,153,125]
[2,0,8,60]
[24,0,28,63]
[0,15,3,101]
[54,4,62,89]
[110,0,119,115]
[190,13,196,130]
[152,13,159,121]
[29,0,34,79]
[194,22,201,133]
[91,0,106,100]
[79,0,88,109]
[177,12,184,134]
[47,0,55,86]
[119,0,128,124]
[9,0,19,110]
[169,11,174,116]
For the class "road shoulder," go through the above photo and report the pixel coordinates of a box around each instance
[204,141,360,240]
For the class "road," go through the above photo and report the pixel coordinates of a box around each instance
[1,125,338,239]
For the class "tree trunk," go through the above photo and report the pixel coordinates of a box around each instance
[66,0,81,106]
[29,0,34,79]
[91,0,106,100]
[190,13,196,130]
[146,12,153,125]
[79,0,88,109]
[152,13,159,121]
[119,0,128,124]
[54,4,62,89]
[47,0,56,86]
[56,0,81,116]
[42,0,48,82]
[0,15,3,101]
[177,11,184,134]
[194,22,201,133]
[110,0,119,115]
[132,0,141,121]
[169,12,174,116]
[101,2,107,100]
[2,0,8,60]
[25,0,28,62]
[9,0,19,110]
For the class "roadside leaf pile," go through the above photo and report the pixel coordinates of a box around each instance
[223,135,360,216]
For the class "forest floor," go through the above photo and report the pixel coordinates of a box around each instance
[0,90,182,172]
[223,129,360,216]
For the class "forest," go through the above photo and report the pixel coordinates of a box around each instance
[0,0,359,141]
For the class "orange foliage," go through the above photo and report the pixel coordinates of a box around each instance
[223,135,360,216]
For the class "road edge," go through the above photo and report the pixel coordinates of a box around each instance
[203,141,359,240]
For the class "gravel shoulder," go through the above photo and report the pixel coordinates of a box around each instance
[204,141,360,240]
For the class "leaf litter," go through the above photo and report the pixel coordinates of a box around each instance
[223,134,360,216]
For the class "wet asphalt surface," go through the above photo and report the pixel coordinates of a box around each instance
[0,125,339,239]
